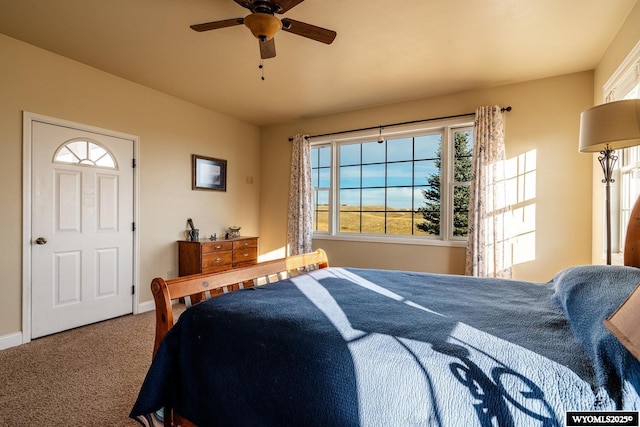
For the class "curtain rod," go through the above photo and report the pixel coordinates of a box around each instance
[288,106,512,141]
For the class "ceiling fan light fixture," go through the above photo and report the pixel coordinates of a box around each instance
[244,12,282,41]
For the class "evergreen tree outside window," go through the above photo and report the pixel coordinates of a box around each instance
[416,129,473,236]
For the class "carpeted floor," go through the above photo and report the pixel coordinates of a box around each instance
[0,309,161,426]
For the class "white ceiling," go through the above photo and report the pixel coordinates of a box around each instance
[0,0,637,126]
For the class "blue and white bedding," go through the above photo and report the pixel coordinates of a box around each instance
[131,265,640,426]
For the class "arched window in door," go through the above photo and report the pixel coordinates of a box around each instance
[53,139,117,169]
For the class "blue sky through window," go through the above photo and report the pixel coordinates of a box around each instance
[331,135,441,209]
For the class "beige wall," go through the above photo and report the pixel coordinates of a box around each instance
[590,2,640,264]
[0,34,260,338]
[260,71,595,282]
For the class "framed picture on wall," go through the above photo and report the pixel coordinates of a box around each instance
[192,154,227,191]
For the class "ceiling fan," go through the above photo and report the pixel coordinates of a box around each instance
[190,0,337,59]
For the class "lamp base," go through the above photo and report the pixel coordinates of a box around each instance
[598,147,617,265]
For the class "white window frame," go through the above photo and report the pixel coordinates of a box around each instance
[310,116,474,247]
[603,40,640,258]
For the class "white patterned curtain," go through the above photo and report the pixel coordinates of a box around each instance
[465,106,513,278]
[287,134,313,256]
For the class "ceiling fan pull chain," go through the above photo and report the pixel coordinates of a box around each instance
[259,59,265,80]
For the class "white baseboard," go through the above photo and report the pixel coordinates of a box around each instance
[137,299,156,314]
[20,304,153,343]
[2,303,156,352]
[0,332,24,351]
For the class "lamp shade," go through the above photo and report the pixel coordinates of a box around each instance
[579,99,640,153]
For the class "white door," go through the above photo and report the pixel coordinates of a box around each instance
[31,120,134,338]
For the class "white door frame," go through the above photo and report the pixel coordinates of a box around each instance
[22,111,140,344]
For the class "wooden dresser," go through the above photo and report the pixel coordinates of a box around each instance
[178,237,258,277]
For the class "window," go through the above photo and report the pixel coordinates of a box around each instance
[311,144,331,233]
[54,139,117,169]
[310,118,474,244]
[604,41,640,254]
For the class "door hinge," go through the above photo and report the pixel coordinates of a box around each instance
[131,285,135,295]
[132,158,136,168]
[132,222,136,232]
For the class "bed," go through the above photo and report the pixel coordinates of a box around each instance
[130,248,640,427]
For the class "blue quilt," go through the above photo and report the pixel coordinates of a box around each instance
[131,266,640,426]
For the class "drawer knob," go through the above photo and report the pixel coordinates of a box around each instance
[243,253,249,257]
[215,245,222,249]
[215,257,221,262]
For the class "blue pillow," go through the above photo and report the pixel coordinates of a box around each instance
[551,265,640,405]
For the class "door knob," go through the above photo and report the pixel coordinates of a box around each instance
[35,237,47,245]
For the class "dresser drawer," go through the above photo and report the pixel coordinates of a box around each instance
[232,247,257,265]
[202,241,233,253]
[202,251,233,270]
[232,238,257,250]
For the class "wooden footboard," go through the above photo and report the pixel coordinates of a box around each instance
[151,248,329,357]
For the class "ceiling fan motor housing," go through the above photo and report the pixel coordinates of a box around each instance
[244,12,282,41]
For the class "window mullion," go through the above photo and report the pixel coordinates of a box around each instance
[441,127,452,240]
[359,144,363,234]
[331,141,338,235]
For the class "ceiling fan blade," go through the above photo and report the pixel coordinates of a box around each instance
[190,18,244,32]
[274,0,305,14]
[281,18,336,44]
[260,38,277,59]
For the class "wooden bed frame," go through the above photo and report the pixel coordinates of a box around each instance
[150,248,329,357]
